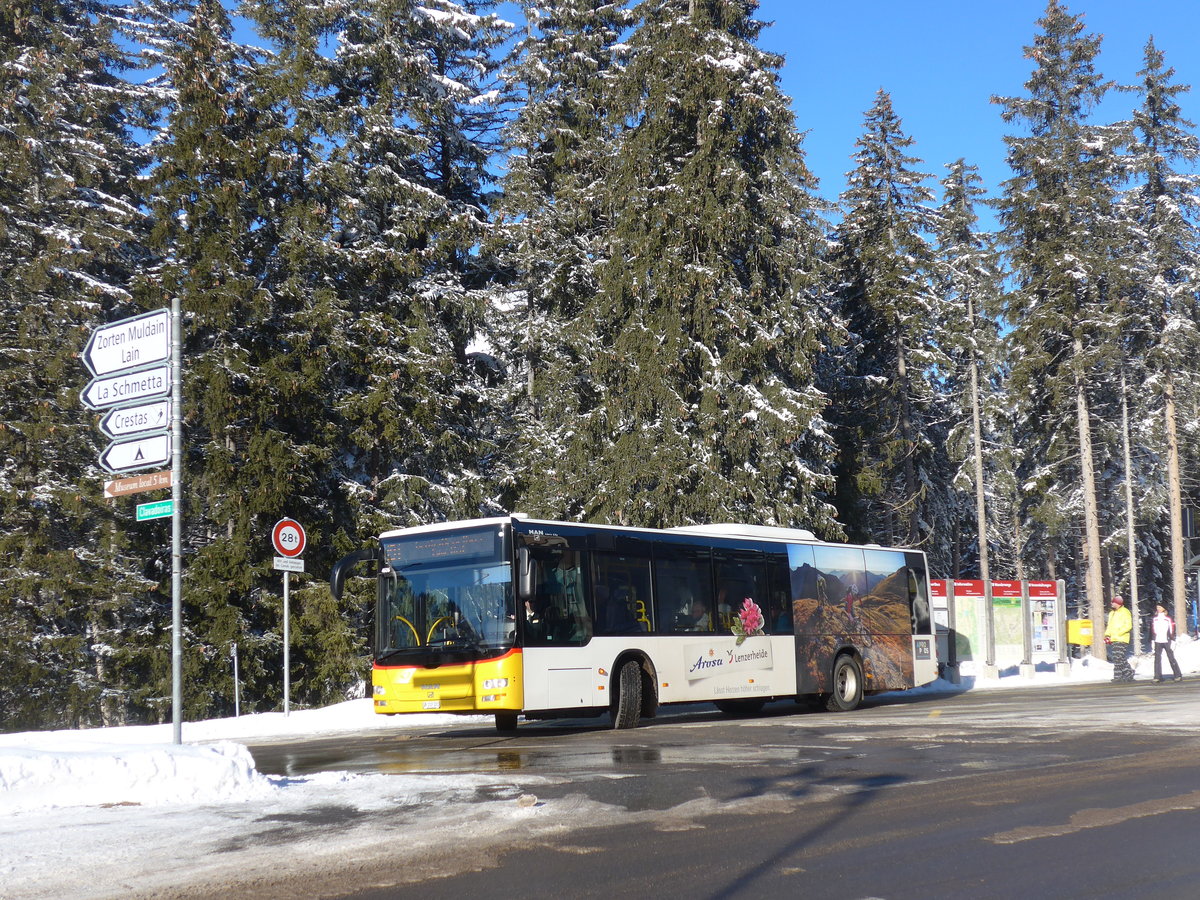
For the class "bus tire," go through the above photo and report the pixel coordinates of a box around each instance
[611,659,643,729]
[825,654,863,712]
[495,711,519,732]
[714,699,766,717]
[640,670,659,719]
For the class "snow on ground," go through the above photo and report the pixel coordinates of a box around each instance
[1,641,1196,899]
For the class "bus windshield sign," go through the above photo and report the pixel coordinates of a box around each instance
[384,528,497,567]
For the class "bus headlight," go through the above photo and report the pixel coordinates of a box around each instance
[482,678,509,689]
[373,685,385,696]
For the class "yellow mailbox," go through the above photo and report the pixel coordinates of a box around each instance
[1067,618,1093,646]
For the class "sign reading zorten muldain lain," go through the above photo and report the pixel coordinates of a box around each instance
[82,308,169,377]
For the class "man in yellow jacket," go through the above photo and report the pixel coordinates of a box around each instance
[1104,595,1134,683]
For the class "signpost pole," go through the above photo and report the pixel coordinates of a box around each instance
[945,582,959,684]
[283,571,291,717]
[232,642,240,718]
[1019,581,1035,678]
[1056,579,1070,676]
[981,580,998,680]
[170,296,183,745]
[270,518,305,718]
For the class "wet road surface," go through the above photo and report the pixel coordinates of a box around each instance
[231,679,1200,898]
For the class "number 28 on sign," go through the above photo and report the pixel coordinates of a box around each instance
[272,518,306,558]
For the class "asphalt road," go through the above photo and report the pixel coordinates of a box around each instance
[244,680,1200,899]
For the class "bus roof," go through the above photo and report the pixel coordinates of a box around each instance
[378,516,819,545]
[666,523,818,542]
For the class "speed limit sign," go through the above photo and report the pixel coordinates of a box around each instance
[272,518,306,558]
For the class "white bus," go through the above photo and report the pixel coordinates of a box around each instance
[330,515,937,731]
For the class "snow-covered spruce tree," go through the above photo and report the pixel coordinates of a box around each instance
[992,0,1128,650]
[824,89,945,549]
[492,0,633,518]
[0,0,161,729]
[306,0,512,536]
[544,0,844,532]
[548,0,837,532]
[1117,37,1200,630]
[236,0,384,709]
[933,160,1006,578]
[141,0,349,717]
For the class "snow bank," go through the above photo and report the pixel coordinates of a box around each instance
[0,740,270,814]
[0,699,485,815]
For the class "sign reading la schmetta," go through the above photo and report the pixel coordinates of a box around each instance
[82,308,169,376]
[81,363,170,411]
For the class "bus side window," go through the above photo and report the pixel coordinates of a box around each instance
[593,552,652,635]
[654,543,713,634]
[907,564,932,635]
[712,548,767,634]
[521,547,592,646]
[765,549,793,633]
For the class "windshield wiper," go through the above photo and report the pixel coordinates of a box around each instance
[426,630,485,652]
[376,648,414,665]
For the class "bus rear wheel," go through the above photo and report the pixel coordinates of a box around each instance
[611,659,643,729]
[825,655,863,712]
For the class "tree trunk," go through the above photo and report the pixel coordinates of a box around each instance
[1120,372,1141,651]
[1075,337,1105,660]
[968,296,990,583]
[896,333,919,546]
[1013,485,1026,582]
[1165,371,1187,631]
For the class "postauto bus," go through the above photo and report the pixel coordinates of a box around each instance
[330,516,937,731]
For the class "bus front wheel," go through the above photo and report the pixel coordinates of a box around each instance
[825,655,863,712]
[611,659,643,729]
[495,711,519,732]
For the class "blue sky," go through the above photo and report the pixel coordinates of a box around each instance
[231,1,1200,210]
[755,0,1200,205]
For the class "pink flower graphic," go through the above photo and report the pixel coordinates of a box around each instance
[731,598,765,645]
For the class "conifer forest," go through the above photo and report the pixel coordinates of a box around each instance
[4,0,1200,730]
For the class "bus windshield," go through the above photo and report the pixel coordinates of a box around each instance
[378,526,514,661]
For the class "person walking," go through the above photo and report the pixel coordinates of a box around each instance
[1151,602,1183,683]
[1104,595,1134,683]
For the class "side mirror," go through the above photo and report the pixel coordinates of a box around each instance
[517,546,533,599]
[330,546,381,601]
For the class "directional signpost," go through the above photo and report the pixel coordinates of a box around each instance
[104,469,173,499]
[272,519,307,717]
[81,306,184,743]
[81,364,171,411]
[82,308,170,376]
[99,432,171,474]
[99,399,170,439]
[136,500,174,521]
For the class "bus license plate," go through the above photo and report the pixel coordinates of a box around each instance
[422,700,440,710]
